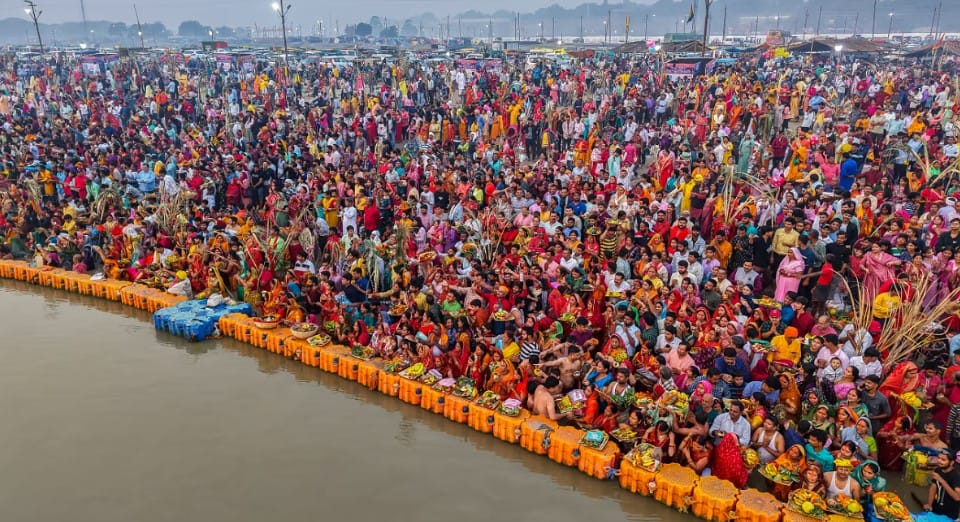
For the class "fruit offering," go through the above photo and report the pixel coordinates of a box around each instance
[656,390,690,414]
[350,345,375,360]
[611,427,638,441]
[626,443,661,472]
[476,391,501,409]
[761,462,801,485]
[399,362,426,379]
[556,395,585,414]
[419,370,441,386]
[787,489,828,520]
[307,333,331,346]
[497,398,522,417]
[825,493,863,519]
[452,377,478,398]
[383,359,410,374]
[872,492,911,522]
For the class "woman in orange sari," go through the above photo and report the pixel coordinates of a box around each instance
[767,444,809,501]
[485,350,518,399]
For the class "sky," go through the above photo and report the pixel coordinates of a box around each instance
[3,0,657,30]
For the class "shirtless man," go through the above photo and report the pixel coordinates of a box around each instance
[531,376,573,421]
[540,347,585,391]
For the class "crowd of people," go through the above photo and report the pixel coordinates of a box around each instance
[5,45,960,518]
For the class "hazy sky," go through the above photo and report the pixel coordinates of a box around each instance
[5,0,656,29]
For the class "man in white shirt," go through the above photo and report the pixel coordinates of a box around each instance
[710,400,752,446]
[848,347,883,383]
[839,323,874,359]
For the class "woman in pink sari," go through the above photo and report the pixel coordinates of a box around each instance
[775,247,805,302]
[861,240,901,302]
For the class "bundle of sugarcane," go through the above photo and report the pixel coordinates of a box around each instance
[842,272,960,371]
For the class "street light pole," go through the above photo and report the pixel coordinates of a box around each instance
[23,0,43,55]
[272,0,291,82]
[887,12,894,39]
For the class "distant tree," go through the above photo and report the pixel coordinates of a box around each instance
[380,25,399,38]
[178,20,210,38]
[400,20,419,36]
[344,24,356,36]
[141,22,168,38]
[369,16,383,32]
[215,26,236,38]
[108,22,127,36]
[354,23,373,37]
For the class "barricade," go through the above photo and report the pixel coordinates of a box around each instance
[466,403,496,434]
[377,372,400,397]
[578,439,619,479]
[734,488,783,522]
[618,459,657,496]
[691,475,740,522]
[546,426,583,467]
[653,463,698,510]
[337,350,360,381]
[397,377,422,405]
[356,359,381,389]
[519,416,558,455]
[442,394,471,424]
[418,385,446,414]
[492,410,528,444]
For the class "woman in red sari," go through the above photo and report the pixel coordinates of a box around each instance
[712,432,750,488]
[879,361,921,420]
[876,416,913,471]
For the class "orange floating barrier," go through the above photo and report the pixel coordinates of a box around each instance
[100,280,132,301]
[653,463,698,510]
[37,267,57,287]
[377,372,401,396]
[0,260,19,279]
[442,394,472,424]
[337,350,360,381]
[300,343,322,368]
[63,272,90,293]
[12,261,31,281]
[266,328,293,353]
[467,403,497,434]
[492,410,528,444]
[579,439,620,479]
[282,336,300,359]
[355,359,382,388]
[217,313,247,339]
[286,338,309,364]
[419,385,446,414]
[398,377,422,404]
[692,475,740,522]
[519,416,558,455]
[735,488,783,522]
[22,265,41,284]
[618,459,658,496]
[319,345,349,373]
[547,426,583,467]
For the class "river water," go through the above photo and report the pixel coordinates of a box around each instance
[0,280,687,522]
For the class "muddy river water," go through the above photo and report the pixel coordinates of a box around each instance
[0,280,693,522]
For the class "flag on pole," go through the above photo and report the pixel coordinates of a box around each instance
[686,3,695,23]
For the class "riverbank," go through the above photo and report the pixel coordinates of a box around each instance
[0,260,928,522]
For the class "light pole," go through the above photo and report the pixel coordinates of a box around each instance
[272,0,291,82]
[23,1,43,55]
[644,13,654,41]
[887,12,894,39]
[871,0,878,38]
